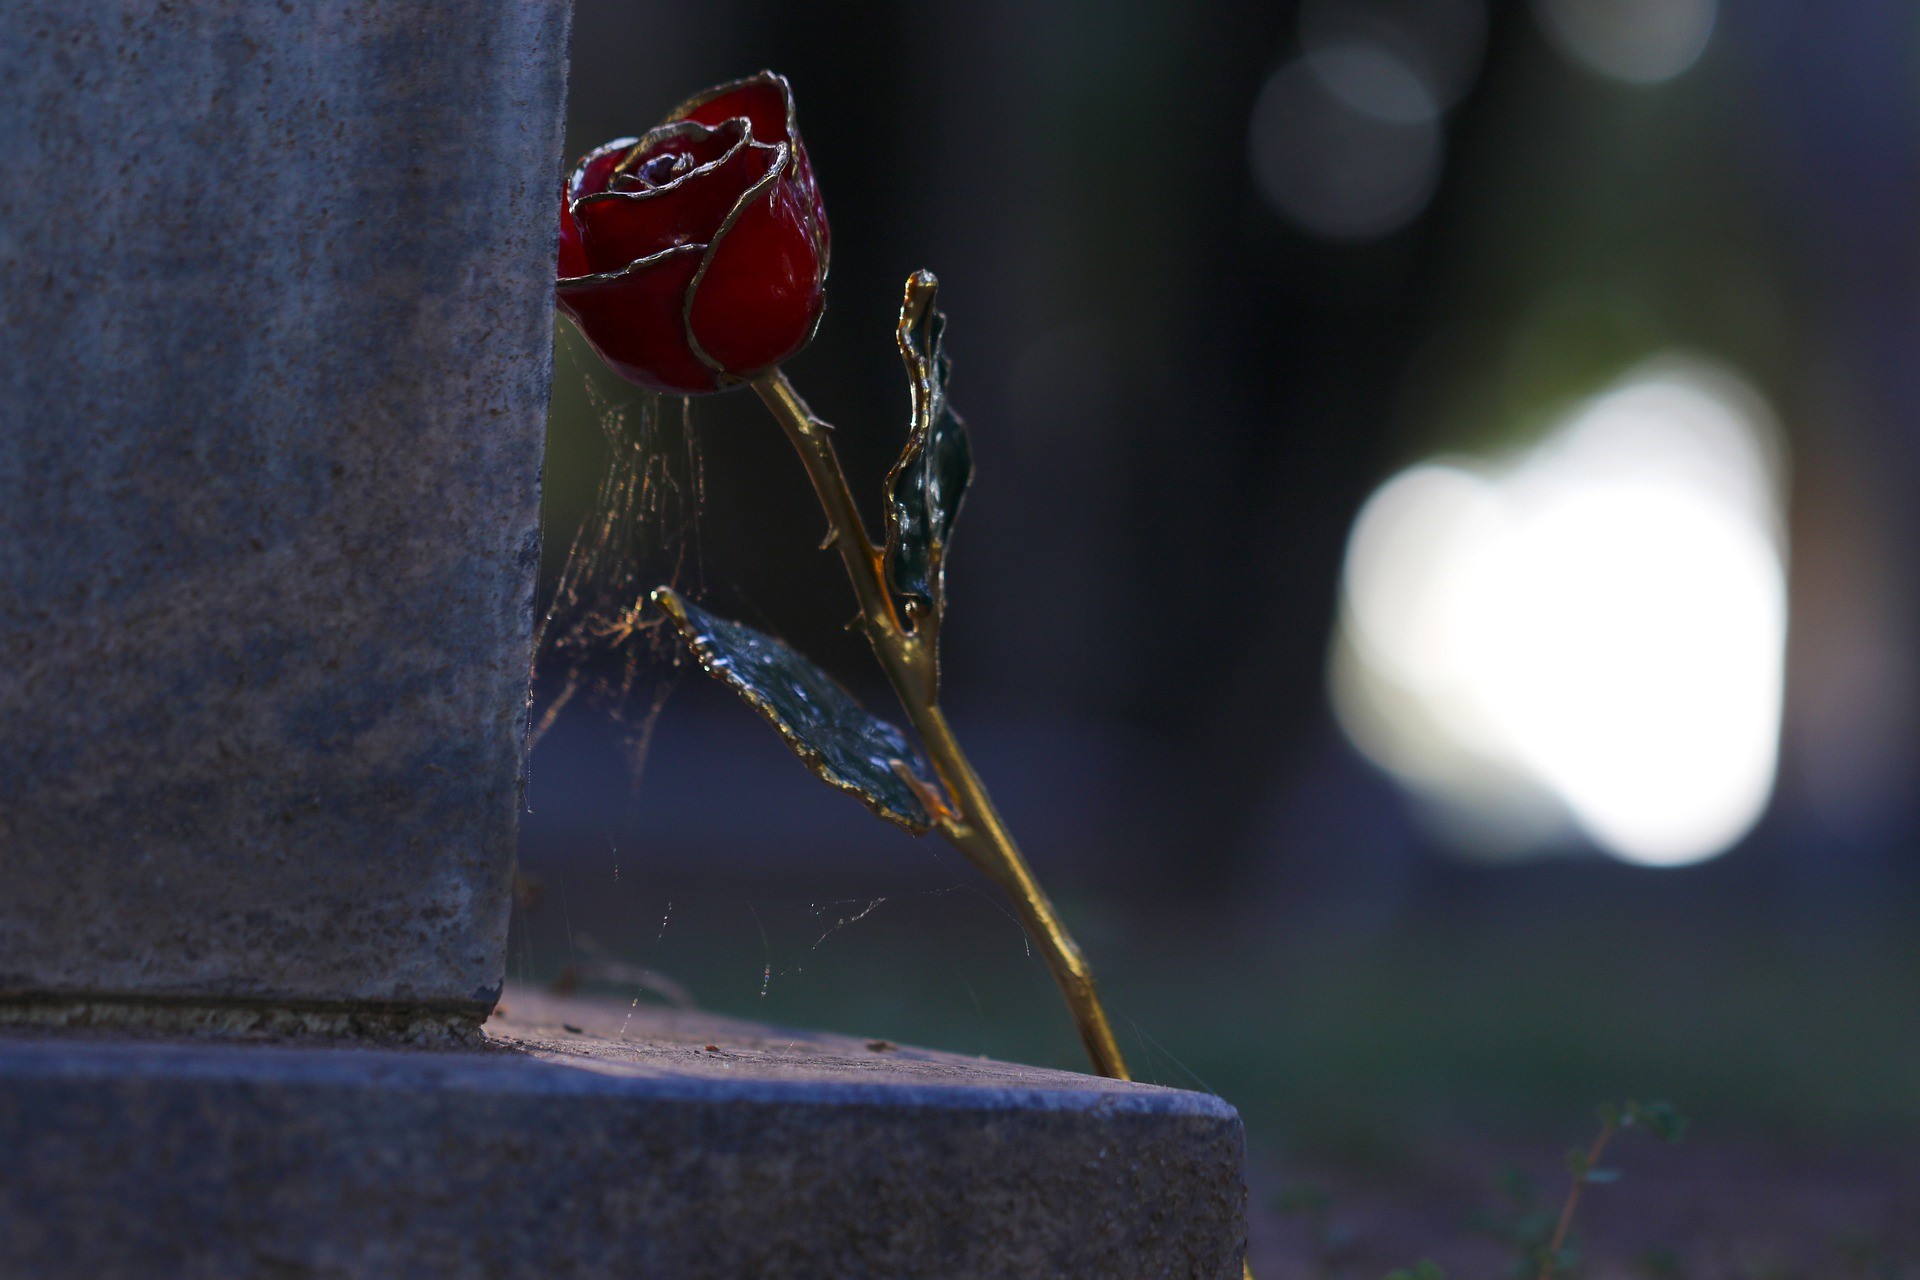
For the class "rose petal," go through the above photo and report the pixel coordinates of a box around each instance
[557,180,591,280]
[567,136,640,203]
[670,72,793,144]
[558,245,717,394]
[575,131,778,276]
[789,147,828,280]
[687,163,823,375]
[557,74,829,389]
[605,119,742,193]
[671,74,828,280]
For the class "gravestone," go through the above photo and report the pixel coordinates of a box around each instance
[0,3,1248,1275]
[0,0,564,1028]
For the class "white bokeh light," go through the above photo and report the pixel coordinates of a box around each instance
[1248,43,1442,242]
[1531,0,1716,85]
[1299,0,1488,109]
[1333,358,1788,866]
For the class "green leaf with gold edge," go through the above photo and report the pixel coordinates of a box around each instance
[882,269,974,631]
[652,588,944,833]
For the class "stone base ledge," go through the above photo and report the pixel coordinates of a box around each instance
[0,994,485,1044]
[0,985,1247,1278]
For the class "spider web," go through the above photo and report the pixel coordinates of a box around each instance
[518,359,1008,1014]
[530,373,704,780]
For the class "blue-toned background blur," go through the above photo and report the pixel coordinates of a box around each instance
[518,0,1920,1159]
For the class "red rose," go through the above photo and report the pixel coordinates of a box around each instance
[555,72,830,394]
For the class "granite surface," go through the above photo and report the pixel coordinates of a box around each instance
[0,1,571,1015]
[0,987,1249,1278]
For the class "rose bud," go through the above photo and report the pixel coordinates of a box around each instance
[556,72,830,394]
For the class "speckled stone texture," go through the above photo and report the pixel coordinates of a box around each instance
[0,2,571,1015]
[0,989,1248,1278]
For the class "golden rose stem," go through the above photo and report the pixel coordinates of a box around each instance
[911,700,1131,1080]
[750,368,1131,1082]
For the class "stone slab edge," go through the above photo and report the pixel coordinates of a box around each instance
[0,988,1250,1278]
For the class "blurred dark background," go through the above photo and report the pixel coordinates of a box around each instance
[516,0,1920,1171]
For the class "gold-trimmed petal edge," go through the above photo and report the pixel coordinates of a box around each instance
[679,140,792,378]
[664,71,828,311]
[566,135,641,200]
[556,240,707,292]
[595,118,752,198]
[664,70,798,144]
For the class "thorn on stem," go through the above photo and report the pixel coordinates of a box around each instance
[818,527,838,551]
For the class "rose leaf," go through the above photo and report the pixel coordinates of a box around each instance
[653,588,945,833]
[882,270,974,631]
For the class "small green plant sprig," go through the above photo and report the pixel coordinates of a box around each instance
[1387,1101,1688,1280]
[1532,1101,1688,1280]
